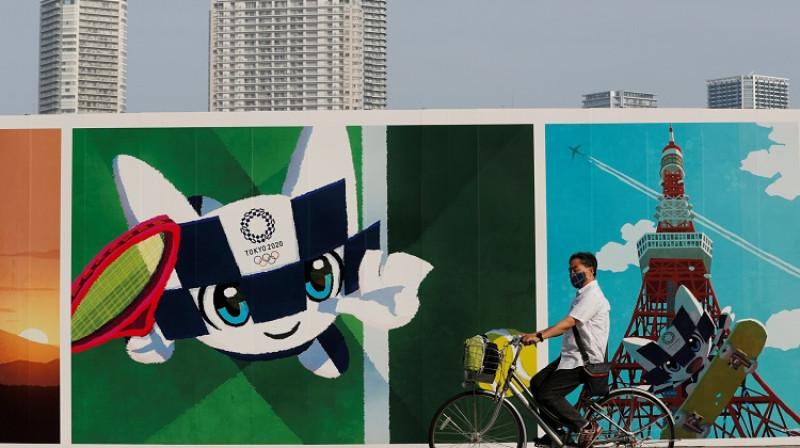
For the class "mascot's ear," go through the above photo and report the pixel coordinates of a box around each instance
[187,195,224,216]
[282,125,358,235]
[623,337,658,371]
[674,285,705,322]
[113,155,199,227]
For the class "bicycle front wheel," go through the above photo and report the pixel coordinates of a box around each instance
[585,388,674,448]
[429,389,526,448]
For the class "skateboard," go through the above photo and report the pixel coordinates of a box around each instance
[666,318,767,439]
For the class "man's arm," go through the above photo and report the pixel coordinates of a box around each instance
[521,316,578,345]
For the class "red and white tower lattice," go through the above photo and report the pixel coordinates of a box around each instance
[609,125,800,437]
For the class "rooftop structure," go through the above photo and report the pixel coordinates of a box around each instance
[582,90,657,109]
[707,74,789,109]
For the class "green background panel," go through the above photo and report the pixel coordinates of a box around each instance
[386,124,537,442]
[71,124,535,444]
[72,126,365,444]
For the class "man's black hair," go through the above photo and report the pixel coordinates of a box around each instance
[570,252,598,276]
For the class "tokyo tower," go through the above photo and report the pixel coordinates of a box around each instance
[608,125,800,438]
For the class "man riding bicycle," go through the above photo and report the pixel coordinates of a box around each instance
[522,252,610,448]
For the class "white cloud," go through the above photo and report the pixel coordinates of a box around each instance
[765,309,800,351]
[740,123,800,200]
[597,220,656,273]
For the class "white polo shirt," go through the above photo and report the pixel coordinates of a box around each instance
[557,280,610,370]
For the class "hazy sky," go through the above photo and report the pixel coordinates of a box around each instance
[1,0,799,115]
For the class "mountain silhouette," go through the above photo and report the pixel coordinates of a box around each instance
[0,329,59,364]
[0,359,59,386]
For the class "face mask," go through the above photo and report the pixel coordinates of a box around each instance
[570,270,587,289]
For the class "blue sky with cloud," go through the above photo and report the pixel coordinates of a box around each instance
[545,121,800,416]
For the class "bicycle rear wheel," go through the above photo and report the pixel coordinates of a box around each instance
[585,388,674,448]
[429,389,526,448]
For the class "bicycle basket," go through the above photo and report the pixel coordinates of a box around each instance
[463,335,502,383]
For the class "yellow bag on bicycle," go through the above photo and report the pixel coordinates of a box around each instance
[463,335,501,383]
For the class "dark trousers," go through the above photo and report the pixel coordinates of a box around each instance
[530,357,587,432]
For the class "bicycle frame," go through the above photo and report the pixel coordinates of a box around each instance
[475,340,669,448]
[479,341,569,447]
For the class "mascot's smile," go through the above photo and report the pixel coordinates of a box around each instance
[264,322,300,340]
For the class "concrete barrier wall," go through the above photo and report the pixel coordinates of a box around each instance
[0,109,798,446]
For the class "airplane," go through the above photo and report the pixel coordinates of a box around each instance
[568,144,585,159]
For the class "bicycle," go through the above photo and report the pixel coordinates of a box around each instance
[429,335,675,448]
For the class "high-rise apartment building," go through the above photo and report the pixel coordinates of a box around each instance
[209,0,387,112]
[360,1,386,109]
[38,0,128,114]
[582,90,658,109]
[707,74,789,109]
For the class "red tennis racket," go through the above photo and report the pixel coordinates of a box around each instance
[71,215,180,353]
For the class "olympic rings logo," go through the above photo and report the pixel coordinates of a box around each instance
[240,208,276,244]
[254,251,280,267]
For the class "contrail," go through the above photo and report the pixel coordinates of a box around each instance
[590,157,658,201]
[588,156,800,279]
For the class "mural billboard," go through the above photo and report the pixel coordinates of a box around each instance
[0,129,61,443]
[0,111,797,446]
[70,124,536,444]
[546,122,800,438]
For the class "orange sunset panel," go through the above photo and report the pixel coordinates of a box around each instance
[0,129,61,352]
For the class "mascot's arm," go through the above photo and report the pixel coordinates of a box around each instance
[712,306,735,353]
[125,324,175,364]
[336,250,433,329]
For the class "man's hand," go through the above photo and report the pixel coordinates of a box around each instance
[521,332,540,346]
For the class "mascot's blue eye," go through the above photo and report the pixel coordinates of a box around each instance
[213,283,250,326]
[305,252,343,302]
[664,359,681,372]
[687,335,702,353]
